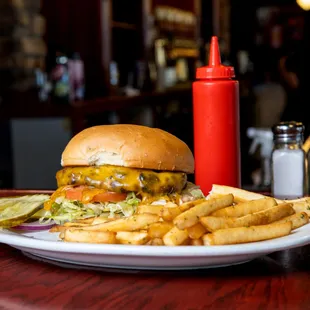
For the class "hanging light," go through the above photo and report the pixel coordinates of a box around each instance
[297,0,310,10]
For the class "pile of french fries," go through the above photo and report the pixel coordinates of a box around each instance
[50,185,310,246]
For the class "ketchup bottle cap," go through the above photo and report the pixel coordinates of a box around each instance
[196,36,235,79]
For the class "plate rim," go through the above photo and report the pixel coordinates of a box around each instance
[1,224,310,257]
[22,251,255,271]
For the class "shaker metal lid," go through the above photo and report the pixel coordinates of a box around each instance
[272,121,304,141]
[272,121,304,134]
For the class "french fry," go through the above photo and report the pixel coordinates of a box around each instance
[211,197,277,218]
[146,238,164,246]
[187,223,207,239]
[163,226,189,246]
[50,225,67,233]
[165,202,178,208]
[181,238,191,245]
[148,221,174,238]
[136,205,164,215]
[273,212,309,230]
[209,184,310,205]
[292,201,310,216]
[75,217,95,224]
[174,194,234,230]
[116,231,149,245]
[205,193,235,202]
[79,214,160,232]
[50,217,116,232]
[74,216,116,225]
[190,238,203,246]
[161,207,182,221]
[179,198,207,212]
[64,222,91,227]
[92,217,116,225]
[200,203,294,232]
[208,184,269,202]
[202,222,292,245]
[63,229,116,244]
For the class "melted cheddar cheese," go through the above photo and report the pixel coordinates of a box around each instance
[56,165,187,195]
[44,186,69,210]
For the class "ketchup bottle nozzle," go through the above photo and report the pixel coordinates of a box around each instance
[196,35,234,79]
[209,36,221,67]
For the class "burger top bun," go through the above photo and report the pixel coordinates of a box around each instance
[61,124,194,173]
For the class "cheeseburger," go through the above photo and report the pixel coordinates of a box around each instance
[44,124,204,223]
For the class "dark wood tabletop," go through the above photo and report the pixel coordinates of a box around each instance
[1,190,310,309]
[1,241,310,309]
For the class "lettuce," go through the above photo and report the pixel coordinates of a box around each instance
[149,183,205,206]
[190,189,205,199]
[42,184,205,224]
[182,182,204,197]
[42,192,141,224]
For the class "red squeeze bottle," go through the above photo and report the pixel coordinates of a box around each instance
[192,36,241,195]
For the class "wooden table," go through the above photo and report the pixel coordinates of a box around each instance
[1,243,309,309]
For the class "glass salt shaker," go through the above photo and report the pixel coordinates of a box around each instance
[271,121,307,200]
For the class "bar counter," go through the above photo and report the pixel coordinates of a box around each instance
[0,86,192,135]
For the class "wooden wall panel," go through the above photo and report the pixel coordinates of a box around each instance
[151,0,195,12]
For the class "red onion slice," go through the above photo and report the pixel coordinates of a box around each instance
[13,220,56,231]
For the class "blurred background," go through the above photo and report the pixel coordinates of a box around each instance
[0,0,309,190]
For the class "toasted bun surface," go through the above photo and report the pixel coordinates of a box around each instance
[61,124,194,173]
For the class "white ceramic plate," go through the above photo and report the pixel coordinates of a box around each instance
[1,224,310,270]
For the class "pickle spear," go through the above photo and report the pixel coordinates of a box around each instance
[30,208,50,219]
[0,194,50,228]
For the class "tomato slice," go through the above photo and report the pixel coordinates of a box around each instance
[92,192,127,203]
[65,186,127,203]
[65,186,87,201]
